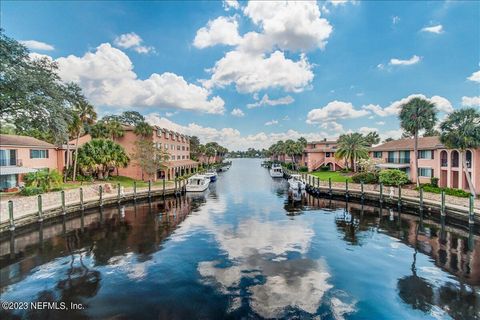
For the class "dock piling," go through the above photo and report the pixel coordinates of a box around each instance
[441,190,446,217]
[163,178,166,199]
[117,183,121,203]
[361,181,364,200]
[8,200,15,231]
[328,178,332,196]
[379,183,383,204]
[61,190,66,215]
[397,185,402,208]
[80,188,84,210]
[133,181,137,200]
[345,180,349,199]
[37,195,43,222]
[469,195,475,224]
[419,187,424,212]
[99,185,103,206]
[148,180,152,198]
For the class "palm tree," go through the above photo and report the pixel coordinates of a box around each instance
[72,101,97,181]
[134,121,153,138]
[440,108,480,196]
[205,146,216,165]
[77,139,129,179]
[105,119,124,140]
[399,97,437,187]
[335,133,369,172]
[365,131,380,146]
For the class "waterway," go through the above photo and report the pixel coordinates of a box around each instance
[0,159,479,319]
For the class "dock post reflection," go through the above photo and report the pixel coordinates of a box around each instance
[61,190,66,215]
[38,221,44,252]
[9,230,15,259]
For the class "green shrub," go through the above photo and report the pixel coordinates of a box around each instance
[352,172,379,184]
[430,177,439,187]
[20,186,43,196]
[379,169,409,186]
[319,165,330,171]
[298,166,308,172]
[419,185,470,198]
[23,169,62,192]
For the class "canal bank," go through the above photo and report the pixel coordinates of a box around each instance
[1,159,479,319]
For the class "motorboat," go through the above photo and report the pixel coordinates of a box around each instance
[269,164,284,178]
[203,169,218,182]
[185,174,210,192]
[288,174,306,190]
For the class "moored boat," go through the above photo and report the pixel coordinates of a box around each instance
[203,169,218,182]
[288,174,306,190]
[269,164,284,178]
[185,174,210,192]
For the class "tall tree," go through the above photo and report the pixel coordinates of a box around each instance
[335,133,370,172]
[0,30,75,145]
[399,97,437,187]
[134,121,153,138]
[189,136,201,160]
[440,108,480,196]
[131,140,169,180]
[71,91,97,182]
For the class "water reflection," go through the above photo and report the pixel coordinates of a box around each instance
[0,159,479,319]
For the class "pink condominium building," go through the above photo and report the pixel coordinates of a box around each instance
[301,139,346,172]
[369,136,480,192]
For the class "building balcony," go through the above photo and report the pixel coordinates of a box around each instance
[385,158,410,164]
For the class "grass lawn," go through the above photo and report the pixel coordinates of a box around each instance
[310,171,352,183]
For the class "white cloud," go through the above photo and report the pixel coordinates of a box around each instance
[203,50,314,93]
[223,0,239,11]
[356,126,377,135]
[362,94,453,117]
[421,24,443,34]
[306,101,369,124]
[231,108,245,117]
[113,32,154,54]
[389,55,421,66]
[265,120,278,126]
[56,43,224,114]
[242,1,333,52]
[20,40,54,51]
[376,121,385,125]
[320,121,344,134]
[196,1,331,94]
[467,70,480,83]
[392,16,400,25]
[193,16,242,49]
[462,96,480,107]
[144,114,335,150]
[247,94,294,108]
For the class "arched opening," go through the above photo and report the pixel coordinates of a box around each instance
[440,150,448,167]
[466,150,472,169]
[451,151,459,168]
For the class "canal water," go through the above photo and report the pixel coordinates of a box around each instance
[0,159,479,319]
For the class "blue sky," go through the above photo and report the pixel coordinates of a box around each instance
[2,0,479,150]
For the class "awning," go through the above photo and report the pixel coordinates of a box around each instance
[376,163,410,169]
[163,160,198,168]
[0,166,38,175]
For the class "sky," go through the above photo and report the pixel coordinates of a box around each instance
[2,0,480,150]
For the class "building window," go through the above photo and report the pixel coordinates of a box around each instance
[326,152,331,157]
[30,149,49,159]
[182,146,185,151]
[171,144,174,150]
[177,145,180,151]
[182,155,185,159]
[164,143,168,150]
[418,150,433,159]
[418,167,433,177]
[373,151,382,158]
[0,149,17,166]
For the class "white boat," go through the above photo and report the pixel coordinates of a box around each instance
[185,174,210,192]
[288,174,306,190]
[269,164,284,178]
[203,169,218,182]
